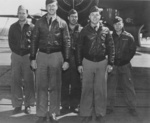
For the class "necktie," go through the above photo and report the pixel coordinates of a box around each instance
[94,26,98,31]
[49,17,52,26]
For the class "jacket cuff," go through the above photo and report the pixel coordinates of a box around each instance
[120,60,130,66]
[77,62,82,66]
[64,58,69,63]
[30,55,36,60]
[108,61,114,66]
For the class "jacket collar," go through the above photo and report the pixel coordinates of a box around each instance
[16,20,30,26]
[87,22,103,32]
[68,23,81,32]
[113,28,125,37]
[42,13,60,23]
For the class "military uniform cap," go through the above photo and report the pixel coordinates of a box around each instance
[17,5,28,14]
[68,9,78,16]
[89,6,103,14]
[46,0,57,5]
[113,16,123,24]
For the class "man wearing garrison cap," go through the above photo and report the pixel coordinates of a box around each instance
[61,9,82,115]
[8,5,35,115]
[76,6,115,122]
[107,16,137,116]
[30,0,71,122]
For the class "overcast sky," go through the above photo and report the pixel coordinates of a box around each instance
[0,0,45,14]
[0,0,45,28]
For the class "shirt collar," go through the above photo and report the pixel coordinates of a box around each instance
[46,14,57,22]
[89,22,103,31]
[68,23,79,32]
[90,22,100,29]
[113,28,125,36]
[17,20,30,26]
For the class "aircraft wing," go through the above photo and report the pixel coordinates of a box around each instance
[0,15,18,18]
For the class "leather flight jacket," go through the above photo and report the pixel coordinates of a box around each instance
[69,24,83,50]
[68,24,83,59]
[30,14,71,62]
[112,30,136,66]
[8,21,34,56]
[76,23,115,66]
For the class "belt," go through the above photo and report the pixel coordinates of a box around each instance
[85,56,106,62]
[39,48,61,54]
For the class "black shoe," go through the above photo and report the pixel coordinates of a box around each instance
[12,107,22,114]
[49,116,59,123]
[24,106,31,114]
[70,107,79,114]
[81,116,92,123]
[96,116,103,122]
[60,107,70,115]
[36,117,47,123]
[129,109,138,116]
[106,109,114,114]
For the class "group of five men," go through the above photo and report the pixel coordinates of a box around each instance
[8,0,137,123]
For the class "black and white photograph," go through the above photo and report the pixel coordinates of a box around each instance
[0,0,150,123]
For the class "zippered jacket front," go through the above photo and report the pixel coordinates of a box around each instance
[8,21,34,56]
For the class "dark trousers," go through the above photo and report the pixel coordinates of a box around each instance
[107,63,137,110]
[61,54,81,108]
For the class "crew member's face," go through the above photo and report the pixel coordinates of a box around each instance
[46,2,58,15]
[18,9,28,22]
[68,13,78,25]
[89,11,101,25]
[113,21,124,32]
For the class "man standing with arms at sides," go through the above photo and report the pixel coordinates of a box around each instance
[61,9,82,115]
[107,16,137,116]
[76,6,115,123]
[30,0,70,123]
[8,5,35,114]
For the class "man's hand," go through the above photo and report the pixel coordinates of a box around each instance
[78,66,83,74]
[78,66,83,80]
[107,65,113,73]
[62,62,69,71]
[31,60,37,70]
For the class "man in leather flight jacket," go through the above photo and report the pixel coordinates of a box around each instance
[76,6,115,123]
[8,5,35,114]
[30,0,70,123]
[61,9,82,115]
[107,16,137,116]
